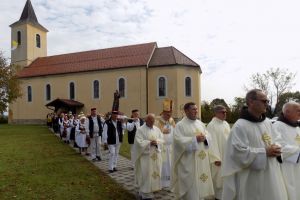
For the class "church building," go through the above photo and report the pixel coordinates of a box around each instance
[9,0,202,124]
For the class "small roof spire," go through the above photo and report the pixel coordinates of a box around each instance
[19,0,39,23]
[10,0,48,32]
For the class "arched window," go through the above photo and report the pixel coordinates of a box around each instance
[158,76,166,97]
[118,78,125,97]
[185,77,192,97]
[36,34,41,48]
[93,80,99,99]
[69,82,75,100]
[46,84,51,101]
[27,86,32,102]
[17,31,21,45]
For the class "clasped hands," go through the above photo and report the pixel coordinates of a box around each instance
[266,144,281,157]
[150,140,158,146]
[162,128,170,134]
[196,132,206,143]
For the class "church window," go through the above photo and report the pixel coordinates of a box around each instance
[36,34,41,48]
[185,77,192,97]
[93,80,99,99]
[46,84,51,101]
[69,82,75,100]
[17,31,21,45]
[27,86,32,102]
[158,76,166,97]
[118,78,125,97]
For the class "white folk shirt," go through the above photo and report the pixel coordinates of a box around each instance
[126,119,141,132]
[222,118,288,200]
[133,124,164,194]
[206,117,230,199]
[171,117,214,200]
[102,120,125,145]
[273,120,300,200]
[92,116,100,134]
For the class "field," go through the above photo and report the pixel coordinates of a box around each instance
[0,124,134,200]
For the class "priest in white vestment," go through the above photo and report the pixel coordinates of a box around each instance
[206,105,230,200]
[273,102,300,200]
[133,114,164,200]
[155,99,176,189]
[171,102,214,200]
[222,89,288,200]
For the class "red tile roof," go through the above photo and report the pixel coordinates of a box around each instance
[18,42,157,78]
[148,46,200,70]
[17,42,201,78]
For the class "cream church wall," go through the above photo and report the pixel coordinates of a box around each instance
[9,67,147,124]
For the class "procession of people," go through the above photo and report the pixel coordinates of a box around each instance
[46,90,300,200]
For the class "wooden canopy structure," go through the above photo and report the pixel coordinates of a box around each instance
[45,98,84,113]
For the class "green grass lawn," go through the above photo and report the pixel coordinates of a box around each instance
[0,124,134,200]
[119,131,131,159]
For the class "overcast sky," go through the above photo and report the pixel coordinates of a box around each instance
[1,0,299,104]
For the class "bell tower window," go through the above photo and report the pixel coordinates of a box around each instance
[17,31,21,45]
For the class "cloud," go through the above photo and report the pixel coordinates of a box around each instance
[0,0,299,104]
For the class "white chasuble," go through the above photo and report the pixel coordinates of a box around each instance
[222,118,288,200]
[155,117,176,188]
[273,121,300,200]
[207,117,230,199]
[171,117,214,200]
[133,124,164,193]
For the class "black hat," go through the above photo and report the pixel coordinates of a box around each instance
[112,111,119,115]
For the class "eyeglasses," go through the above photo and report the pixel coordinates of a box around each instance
[255,99,270,104]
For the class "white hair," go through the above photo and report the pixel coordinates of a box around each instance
[145,113,155,119]
[282,101,300,114]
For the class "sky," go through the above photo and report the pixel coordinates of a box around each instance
[1,0,300,105]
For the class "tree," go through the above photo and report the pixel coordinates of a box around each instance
[0,51,22,114]
[201,101,213,123]
[245,67,296,117]
[228,97,246,123]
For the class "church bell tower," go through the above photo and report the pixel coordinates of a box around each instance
[10,0,48,67]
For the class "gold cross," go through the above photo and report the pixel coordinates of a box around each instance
[199,173,208,182]
[198,150,206,160]
[262,133,272,146]
[151,153,158,161]
[152,171,160,179]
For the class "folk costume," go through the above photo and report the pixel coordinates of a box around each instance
[102,111,126,171]
[126,109,144,168]
[87,108,104,161]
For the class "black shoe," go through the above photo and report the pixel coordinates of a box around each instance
[109,170,114,173]
[96,156,102,161]
[113,168,117,171]
[92,158,98,162]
